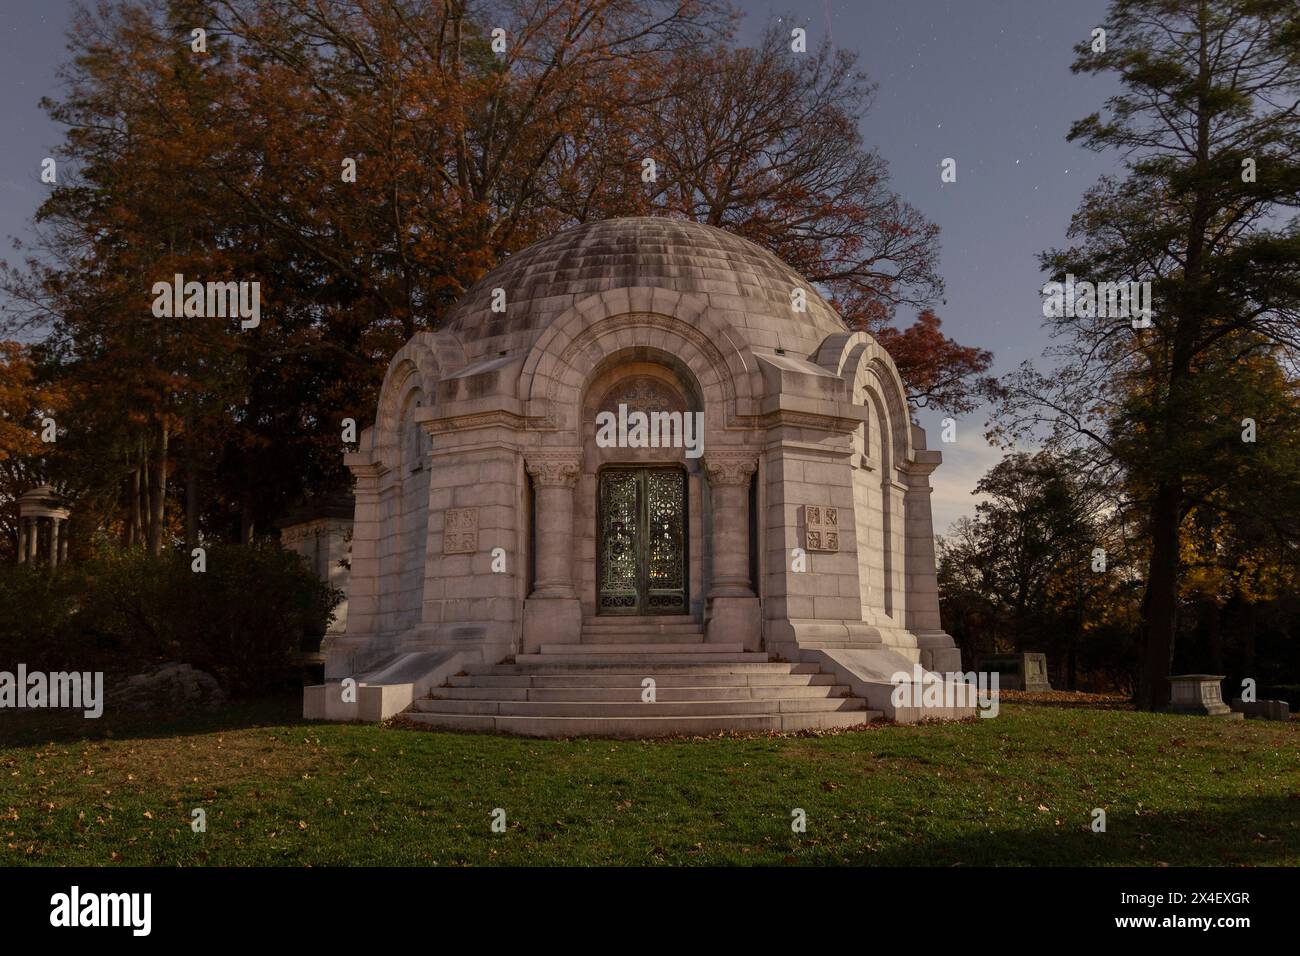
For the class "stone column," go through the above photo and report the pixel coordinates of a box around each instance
[902,453,962,674]
[48,518,59,567]
[323,462,383,680]
[527,458,580,598]
[27,519,39,563]
[58,519,68,564]
[704,453,761,649]
[522,452,583,653]
[17,519,26,564]
[706,457,756,597]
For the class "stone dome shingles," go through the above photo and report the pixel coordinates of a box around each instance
[445,217,848,361]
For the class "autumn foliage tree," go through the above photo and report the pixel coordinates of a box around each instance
[0,342,68,561]
[632,21,996,411]
[937,450,1143,689]
[998,0,1300,707]
[2,0,993,554]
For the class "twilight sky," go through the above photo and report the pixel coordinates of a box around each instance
[735,0,1122,533]
[0,0,1123,534]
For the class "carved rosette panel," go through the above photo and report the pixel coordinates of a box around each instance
[803,505,840,552]
[443,507,480,554]
[703,454,757,486]
[525,456,581,488]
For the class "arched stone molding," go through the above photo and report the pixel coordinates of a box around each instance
[574,358,712,624]
[579,355,710,466]
[576,345,720,435]
[372,331,465,473]
[814,330,959,665]
[518,287,760,433]
[815,331,915,470]
[546,325,733,438]
[341,331,464,652]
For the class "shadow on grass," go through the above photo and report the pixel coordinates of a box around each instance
[0,693,308,747]
[862,794,1299,867]
[997,691,1134,711]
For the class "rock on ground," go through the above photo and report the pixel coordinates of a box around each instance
[106,662,226,713]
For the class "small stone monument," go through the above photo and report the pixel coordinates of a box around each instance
[1164,675,1241,718]
[974,652,1052,692]
[1020,653,1052,692]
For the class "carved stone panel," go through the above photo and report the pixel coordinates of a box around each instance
[443,507,480,554]
[600,375,687,415]
[803,505,840,552]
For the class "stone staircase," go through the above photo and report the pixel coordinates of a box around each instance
[574,613,706,643]
[404,617,882,737]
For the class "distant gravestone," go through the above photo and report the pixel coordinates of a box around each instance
[1164,675,1241,718]
[1229,698,1290,721]
[1020,653,1052,692]
[974,652,1052,692]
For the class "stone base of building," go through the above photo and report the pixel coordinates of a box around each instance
[916,632,964,674]
[305,621,974,730]
[305,650,470,722]
[705,595,761,650]
[522,595,583,654]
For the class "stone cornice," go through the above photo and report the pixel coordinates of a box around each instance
[346,456,389,481]
[897,459,940,479]
[423,409,549,435]
[739,408,863,434]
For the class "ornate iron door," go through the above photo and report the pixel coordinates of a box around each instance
[597,468,687,615]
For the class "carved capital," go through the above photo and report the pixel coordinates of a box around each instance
[526,454,582,488]
[704,453,758,486]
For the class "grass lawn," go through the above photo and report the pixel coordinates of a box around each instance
[1,696,1296,866]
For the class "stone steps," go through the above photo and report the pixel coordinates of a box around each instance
[465,661,818,675]
[582,615,697,627]
[410,697,866,717]
[407,654,882,738]
[579,631,706,644]
[447,672,836,688]
[515,651,767,665]
[402,710,880,737]
[582,624,701,633]
[579,616,704,644]
[540,642,738,656]
[798,641,888,650]
[429,684,849,701]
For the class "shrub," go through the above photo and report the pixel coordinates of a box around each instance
[0,564,80,671]
[160,543,339,697]
[71,549,179,670]
[0,544,340,698]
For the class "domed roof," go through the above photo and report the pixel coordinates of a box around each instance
[445,217,847,362]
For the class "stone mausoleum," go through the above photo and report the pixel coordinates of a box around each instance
[304,217,971,732]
